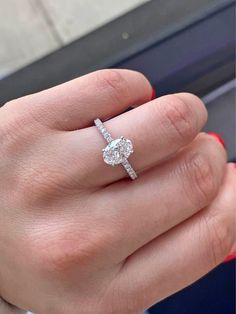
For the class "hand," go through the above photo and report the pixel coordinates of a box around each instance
[0,69,235,314]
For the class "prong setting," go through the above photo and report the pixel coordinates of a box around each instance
[94,118,137,180]
[102,138,133,166]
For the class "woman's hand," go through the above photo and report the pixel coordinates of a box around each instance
[0,69,235,314]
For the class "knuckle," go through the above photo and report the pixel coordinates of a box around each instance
[0,102,17,146]
[160,95,196,141]
[203,214,233,266]
[32,226,109,273]
[17,165,76,207]
[0,100,32,152]
[186,152,217,206]
[95,69,128,101]
[15,153,96,208]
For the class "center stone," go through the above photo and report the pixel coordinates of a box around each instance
[103,137,134,166]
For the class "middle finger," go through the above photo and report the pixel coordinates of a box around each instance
[96,133,226,259]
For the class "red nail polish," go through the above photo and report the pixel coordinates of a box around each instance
[151,88,156,100]
[207,132,225,148]
[233,163,236,169]
[224,252,236,262]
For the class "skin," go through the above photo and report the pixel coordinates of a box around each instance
[0,69,235,314]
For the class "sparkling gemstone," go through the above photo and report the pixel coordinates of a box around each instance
[103,137,133,166]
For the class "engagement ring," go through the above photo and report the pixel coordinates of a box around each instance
[94,118,137,180]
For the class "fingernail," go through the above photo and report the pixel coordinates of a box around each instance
[233,163,236,169]
[151,88,156,100]
[207,132,225,148]
[224,252,236,262]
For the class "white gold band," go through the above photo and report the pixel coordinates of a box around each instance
[94,118,113,143]
[94,118,138,180]
[121,159,138,180]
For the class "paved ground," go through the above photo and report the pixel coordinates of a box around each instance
[0,0,148,78]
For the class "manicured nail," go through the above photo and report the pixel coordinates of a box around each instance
[151,88,156,100]
[207,132,225,148]
[233,163,236,169]
[224,252,236,262]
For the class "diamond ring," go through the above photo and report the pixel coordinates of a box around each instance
[94,118,138,180]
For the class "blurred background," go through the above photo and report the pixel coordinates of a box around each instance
[0,0,235,160]
[0,0,235,313]
[0,0,149,78]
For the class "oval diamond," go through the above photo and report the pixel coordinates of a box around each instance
[103,137,133,166]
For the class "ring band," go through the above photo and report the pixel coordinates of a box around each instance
[94,118,138,180]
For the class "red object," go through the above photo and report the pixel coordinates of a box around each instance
[151,88,156,100]
[233,163,236,169]
[207,132,225,148]
[224,252,236,262]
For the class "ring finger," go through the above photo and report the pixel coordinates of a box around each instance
[66,92,207,186]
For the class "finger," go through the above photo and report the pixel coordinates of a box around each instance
[113,163,236,313]
[95,133,226,259]
[8,69,153,130]
[69,92,207,186]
